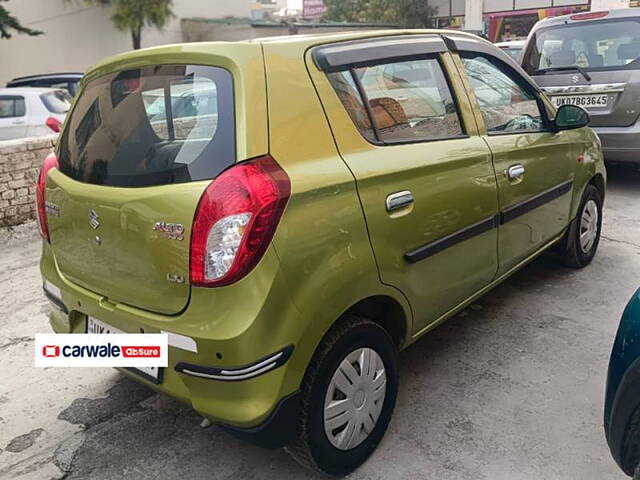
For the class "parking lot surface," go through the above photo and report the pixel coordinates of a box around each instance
[1,164,639,480]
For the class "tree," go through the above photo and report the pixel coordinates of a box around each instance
[322,0,368,23]
[75,0,173,50]
[0,0,43,39]
[390,0,438,28]
[323,0,437,28]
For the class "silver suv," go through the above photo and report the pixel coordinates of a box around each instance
[522,8,640,164]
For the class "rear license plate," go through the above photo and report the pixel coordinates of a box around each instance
[86,316,163,384]
[551,94,608,108]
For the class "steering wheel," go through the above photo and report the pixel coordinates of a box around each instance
[497,114,537,132]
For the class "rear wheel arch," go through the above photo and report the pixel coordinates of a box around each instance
[293,294,410,389]
[338,295,409,350]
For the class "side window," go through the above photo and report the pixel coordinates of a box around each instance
[328,57,464,144]
[326,71,376,142]
[0,97,25,118]
[461,53,544,134]
[14,98,26,117]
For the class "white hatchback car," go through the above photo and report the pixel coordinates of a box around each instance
[0,88,71,141]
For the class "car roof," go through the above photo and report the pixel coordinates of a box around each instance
[8,72,83,83]
[0,87,66,95]
[532,7,640,32]
[84,29,484,83]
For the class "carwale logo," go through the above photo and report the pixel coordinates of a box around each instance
[35,334,168,368]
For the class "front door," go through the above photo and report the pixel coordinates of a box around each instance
[457,51,577,274]
[309,41,499,335]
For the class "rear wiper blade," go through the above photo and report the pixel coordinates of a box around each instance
[542,65,592,82]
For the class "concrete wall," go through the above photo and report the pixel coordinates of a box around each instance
[0,0,254,85]
[0,136,55,227]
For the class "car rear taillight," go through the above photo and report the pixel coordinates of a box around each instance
[570,11,608,20]
[46,117,61,133]
[36,153,59,242]
[190,155,291,287]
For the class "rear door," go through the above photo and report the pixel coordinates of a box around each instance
[0,95,28,140]
[309,36,499,334]
[47,64,237,314]
[453,39,576,274]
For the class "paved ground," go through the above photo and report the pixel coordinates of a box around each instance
[1,164,639,480]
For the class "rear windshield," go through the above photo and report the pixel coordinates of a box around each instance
[40,90,72,114]
[523,18,640,75]
[58,65,235,187]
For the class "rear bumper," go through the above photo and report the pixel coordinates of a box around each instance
[593,124,640,163]
[40,241,306,437]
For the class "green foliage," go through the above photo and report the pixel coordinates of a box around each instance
[0,0,43,39]
[323,0,437,27]
[74,0,174,49]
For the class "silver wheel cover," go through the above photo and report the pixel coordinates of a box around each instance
[579,199,599,254]
[323,347,386,450]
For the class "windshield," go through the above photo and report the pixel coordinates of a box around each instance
[40,90,72,114]
[523,18,640,74]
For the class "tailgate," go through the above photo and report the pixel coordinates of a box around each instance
[45,59,250,315]
[47,171,205,314]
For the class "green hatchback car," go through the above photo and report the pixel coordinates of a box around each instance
[39,30,606,475]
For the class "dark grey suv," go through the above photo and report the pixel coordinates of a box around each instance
[522,8,640,164]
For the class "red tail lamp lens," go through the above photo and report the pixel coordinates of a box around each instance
[190,155,291,287]
[36,153,59,242]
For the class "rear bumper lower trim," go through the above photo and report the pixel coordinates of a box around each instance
[217,391,301,448]
[175,345,294,382]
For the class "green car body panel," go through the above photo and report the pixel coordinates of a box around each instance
[40,30,606,436]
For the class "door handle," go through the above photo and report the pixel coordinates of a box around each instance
[506,164,525,181]
[11,120,25,125]
[386,190,414,212]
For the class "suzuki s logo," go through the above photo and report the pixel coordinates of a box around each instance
[89,209,100,229]
[571,75,580,84]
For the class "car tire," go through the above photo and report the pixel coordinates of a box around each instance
[286,315,399,476]
[623,406,640,477]
[560,184,603,269]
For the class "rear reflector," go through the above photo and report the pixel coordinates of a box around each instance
[570,11,608,20]
[36,153,59,242]
[190,155,291,287]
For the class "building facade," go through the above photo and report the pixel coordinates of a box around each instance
[0,0,260,85]
[1,0,637,85]
[430,0,634,41]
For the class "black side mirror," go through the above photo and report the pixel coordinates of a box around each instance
[554,104,590,131]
